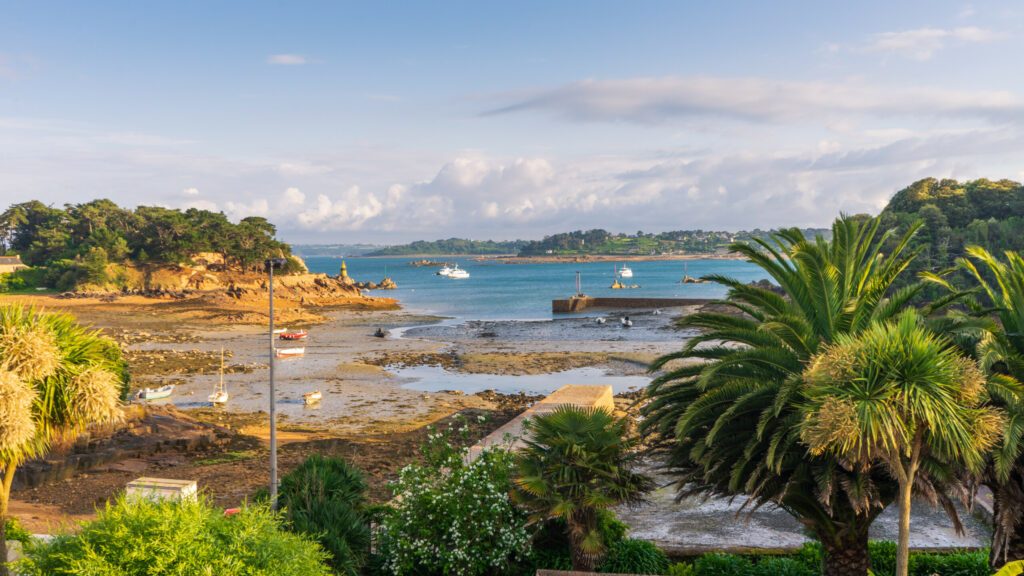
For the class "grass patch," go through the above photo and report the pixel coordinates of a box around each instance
[194,450,257,466]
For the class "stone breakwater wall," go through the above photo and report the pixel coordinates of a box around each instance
[552,296,711,313]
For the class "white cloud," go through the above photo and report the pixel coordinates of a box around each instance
[183,199,218,211]
[182,187,200,196]
[267,54,307,65]
[863,26,1005,60]
[284,187,305,205]
[485,76,1022,125]
[224,199,270,219]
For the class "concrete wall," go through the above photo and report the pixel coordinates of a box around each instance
[552,296,711,313]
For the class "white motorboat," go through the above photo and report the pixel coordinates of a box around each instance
[208,348,229,405]
[138,384,175,401]
[619,265,633,278]
[276,347,305,358]
[304,390,323,404]
[448,266,470,279]
[436,265,454,276]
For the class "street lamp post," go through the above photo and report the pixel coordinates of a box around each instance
[265,257,287,509]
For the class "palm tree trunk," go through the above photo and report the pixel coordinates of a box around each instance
[0,464,14,576]
[568,512,602,572]
[990,468,1024,570]
[895,478,913,576]
[819,525,870,576]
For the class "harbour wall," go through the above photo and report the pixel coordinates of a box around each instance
[552,295,711,313]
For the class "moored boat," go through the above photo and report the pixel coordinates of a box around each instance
[138,384,175,401]
[436,265,454,276]
[303,390,322,404]
[448,266,470,279]
[619,265,633,278]
[279,330,308,340]
[208,348,229,405]
[276,347,305,358]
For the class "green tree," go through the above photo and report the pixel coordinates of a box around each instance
[640,215,942,576]
[513,406,652,571]
[800,311,1003,576]
[276,455,371,576]
[926,246,1024,569]
[0,304,127,575]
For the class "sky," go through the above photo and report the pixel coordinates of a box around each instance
[2,1,1023,244]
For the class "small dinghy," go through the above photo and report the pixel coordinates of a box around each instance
[276,347,305,359]
[595,317,606,324]
[138,384,175,401]
[621,317,633,328]
[272,327,287,334]
[279,330,308,340]
[303,390,322,404]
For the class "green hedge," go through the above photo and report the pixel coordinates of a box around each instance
[665,543,989,576]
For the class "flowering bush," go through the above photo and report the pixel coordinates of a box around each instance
[378,417,530,575]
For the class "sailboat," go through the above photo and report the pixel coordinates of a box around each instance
[208,348,229,405]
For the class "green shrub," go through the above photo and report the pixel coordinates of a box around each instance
[378,420,530,575]
[4,517,31,546]
[276,455,370,576]
[17,495,331,575]
[667,562,695,576]
[693,553,754,576]
[751,556,815,576]
[911,551,989,576]
[0,268,44,293]
[869,541,897,575]
[524,509,627,573]
[599,538,669,574]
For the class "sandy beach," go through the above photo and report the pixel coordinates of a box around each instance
[2,289,686,532]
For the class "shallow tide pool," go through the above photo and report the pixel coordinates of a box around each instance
[392,365,651,395]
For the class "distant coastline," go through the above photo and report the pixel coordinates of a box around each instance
[341,252,747,263]
[478,253,746,264]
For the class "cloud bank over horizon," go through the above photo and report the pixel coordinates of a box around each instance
[1,2,1022,243]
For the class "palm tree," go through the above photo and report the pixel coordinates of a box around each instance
[512,406,653,571]
[0,304,126,575]
[800,311,1003,576]
[641,215,948,576]
[276,455,371,576]
[925,246,1024,569]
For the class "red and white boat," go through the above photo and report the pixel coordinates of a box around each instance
[275,347,305,358]
[278,330,308,340]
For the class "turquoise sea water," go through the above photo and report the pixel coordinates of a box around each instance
[302,256,767,320]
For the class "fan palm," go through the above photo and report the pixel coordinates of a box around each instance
[640,215,954,576]
[276,455,371,576]
[0,304,127,574]
[801,310,1003,576]
[512,406,653,571]
[924,246,1024,569]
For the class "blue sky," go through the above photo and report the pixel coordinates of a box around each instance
[2,1,1023,243]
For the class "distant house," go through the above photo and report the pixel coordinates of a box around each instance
[0,255,28,274]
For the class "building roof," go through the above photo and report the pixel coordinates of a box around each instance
[0,256,24,265]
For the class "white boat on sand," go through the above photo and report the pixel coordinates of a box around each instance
[276,347,305,358]
[304,390,322,404]
[138,384,175,401]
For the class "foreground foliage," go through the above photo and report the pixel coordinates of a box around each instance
[927,246,1024,569]
[276,455,371,576]
[18,496,331,575]
[642,215,931,576]
[378,421,530,576]
[801,311,1002,576]
[0,304,127,575]
[513,406,652,571]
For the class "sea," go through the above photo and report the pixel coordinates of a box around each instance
[302,256,768,321]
